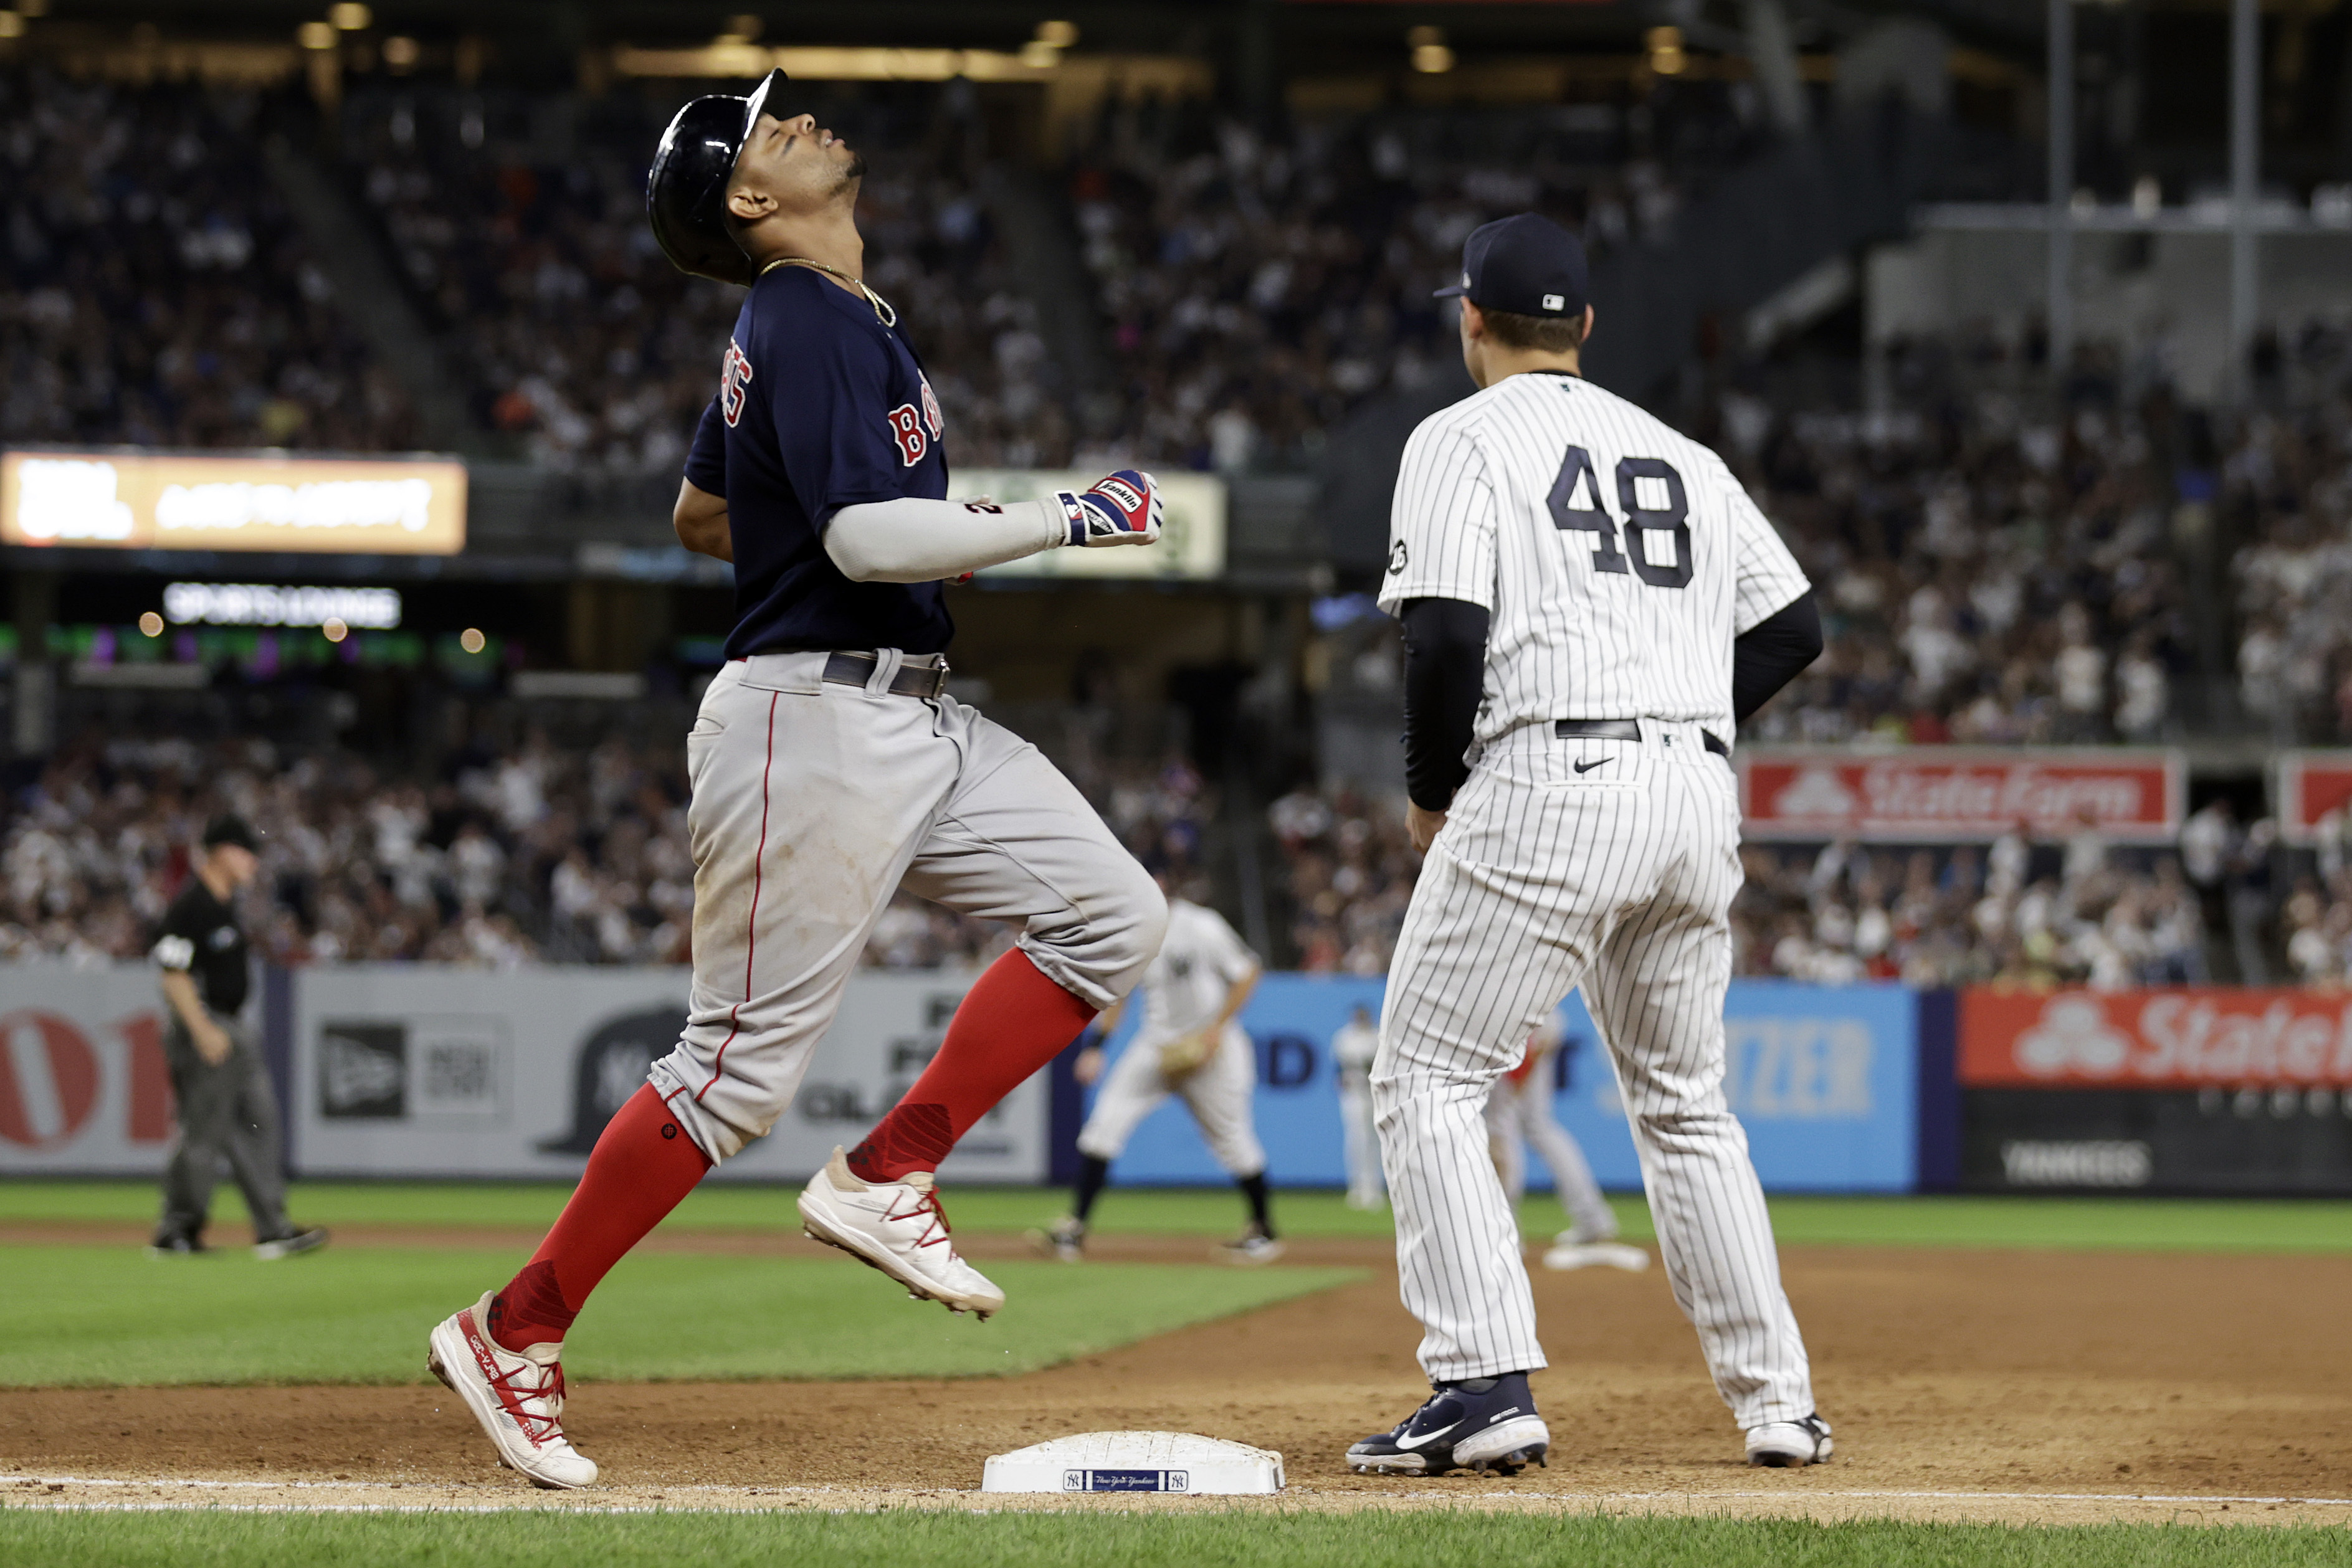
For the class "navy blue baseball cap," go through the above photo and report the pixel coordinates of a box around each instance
[1433,213,1589,320]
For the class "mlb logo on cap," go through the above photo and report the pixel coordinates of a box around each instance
[1433,213,1589,320]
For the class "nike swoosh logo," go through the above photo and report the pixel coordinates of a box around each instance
[1573,758,1611,774]
[1394,1420,1460,1450]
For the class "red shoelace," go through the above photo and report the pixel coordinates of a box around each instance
[487,1356,568,1448]
[883,1185,955,1253]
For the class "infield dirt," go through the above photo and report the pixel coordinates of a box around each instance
[5,1227,2348,1525]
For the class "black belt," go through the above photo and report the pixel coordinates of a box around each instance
[822,650,950,700]
[1556,718,1728,758]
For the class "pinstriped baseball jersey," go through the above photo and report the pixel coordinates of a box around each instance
[1376,371,1810,738]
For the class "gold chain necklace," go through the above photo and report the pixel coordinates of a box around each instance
[759,256,896,328]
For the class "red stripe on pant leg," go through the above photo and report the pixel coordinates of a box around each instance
[698,690,779,1102]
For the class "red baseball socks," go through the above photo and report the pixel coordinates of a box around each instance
[487,1085,712,1352]
[847,948,1096,1183]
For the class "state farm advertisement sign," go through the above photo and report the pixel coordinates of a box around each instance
[1961,989,2352,1088]
[2274,752,2352,845]
[1738,748,2183,843]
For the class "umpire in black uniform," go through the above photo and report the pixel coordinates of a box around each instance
[149,814,327,1259]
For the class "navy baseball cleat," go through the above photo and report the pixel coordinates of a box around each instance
[1346,1372,1550,1476]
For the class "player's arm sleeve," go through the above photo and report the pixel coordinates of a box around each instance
[683,397,726,497]
[1732,592,1822,722]
[1399,597,1490,813]
[1376,421,1497,615]
[824,495,1067,583]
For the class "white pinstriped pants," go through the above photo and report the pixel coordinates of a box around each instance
[1374,722,1815,1426]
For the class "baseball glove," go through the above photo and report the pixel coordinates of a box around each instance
[1156,1029,1218,1080]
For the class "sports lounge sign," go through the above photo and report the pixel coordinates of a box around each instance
[1737,748,2183,844]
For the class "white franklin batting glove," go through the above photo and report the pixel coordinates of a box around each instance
[1054,468,1163,548]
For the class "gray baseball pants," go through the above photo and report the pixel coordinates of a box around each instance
[649,652,1165,1162]
[157,1010,290,1246]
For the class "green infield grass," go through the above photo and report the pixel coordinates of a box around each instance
[7,1179,2352,1253]
[0,1245,1359,1387]
[2,1508,2345,1568]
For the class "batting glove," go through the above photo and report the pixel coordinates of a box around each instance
[1054,469,1163,549]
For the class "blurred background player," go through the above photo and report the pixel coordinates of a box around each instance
[148,814,328,1262]
[1485,1014,1646,1273]
[1333,1004,1384,1210]
[1039,872,1278,1263]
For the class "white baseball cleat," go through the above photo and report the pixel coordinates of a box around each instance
[797,1147,1006,1319]
[1026,1216,1086,1263]
[1745,1414,1835,1468]
[426,1292,598,1490]
[1219,1224,1285,1265]
[1541,1240,1651,1272]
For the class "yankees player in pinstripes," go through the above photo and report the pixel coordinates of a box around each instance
[427,70,1171,1489]
[1346,214,1829,1477]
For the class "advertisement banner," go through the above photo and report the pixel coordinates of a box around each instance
[1737,748,2183,843]
[1959,988,2352,1088]
[291,966,1045,1183]
[1,448,467,554]
[0,964,176,1175]
[1098,977,1920,1194]
[2273,752,2352,846]
[1961,1088,2352,1195]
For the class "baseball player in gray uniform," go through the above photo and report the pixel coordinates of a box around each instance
[1037,876,1280,1263]
[427,71,1168,1490]
[1346,214,1828,1478]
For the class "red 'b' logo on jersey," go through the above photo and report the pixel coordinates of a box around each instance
[718,339,753,427]
[887,404,927,466]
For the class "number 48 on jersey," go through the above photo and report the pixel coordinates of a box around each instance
[1547,447,1692,591]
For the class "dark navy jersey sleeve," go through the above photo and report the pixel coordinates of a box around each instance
[710,266,955,658]
[683,397,726,495]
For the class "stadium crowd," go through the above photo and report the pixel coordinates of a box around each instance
[0,67,416,452]
[2226,326,2352,744]
[0,726,1224,975]
[2,721,2343,989]
[1069,90,1756,472]
[1724,333,2197,751]
[341,83,1074,470]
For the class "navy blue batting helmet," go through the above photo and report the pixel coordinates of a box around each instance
[646,68,793,286]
